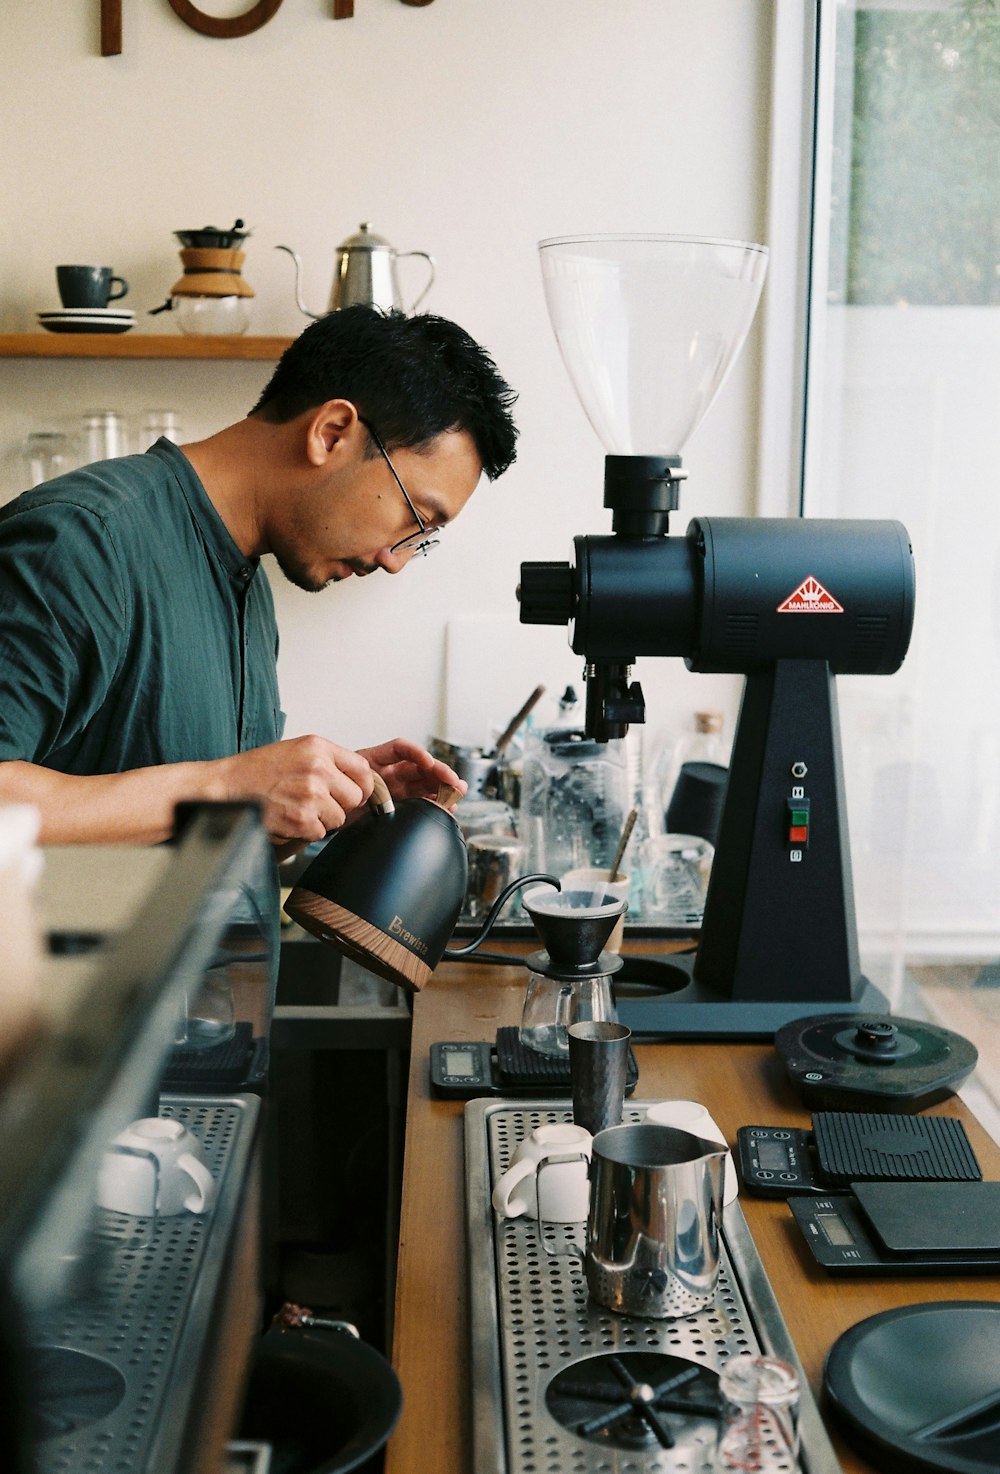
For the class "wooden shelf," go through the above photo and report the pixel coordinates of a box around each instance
[0,333,294,360]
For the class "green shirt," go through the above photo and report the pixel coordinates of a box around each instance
[0,438,283,771]
[0,439,284,970]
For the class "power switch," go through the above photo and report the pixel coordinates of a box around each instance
[787,797,810,848]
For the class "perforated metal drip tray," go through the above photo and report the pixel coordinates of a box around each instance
[32,1094,259,1474]
[465,1099,842,1474]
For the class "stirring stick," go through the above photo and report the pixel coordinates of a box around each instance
[586,806,639,910]
[609,807,638,884]
[493,684,546,756]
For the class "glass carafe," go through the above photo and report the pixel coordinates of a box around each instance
[519,967,618,1058]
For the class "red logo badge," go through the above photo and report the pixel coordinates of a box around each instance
[777,576,844,614]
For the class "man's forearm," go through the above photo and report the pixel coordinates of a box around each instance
[0,759,229,845]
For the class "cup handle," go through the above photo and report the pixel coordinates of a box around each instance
[491,1156,536,1218]
[535,1155,588,1260]
[107,275,129,302]
[178,1152,216,1213]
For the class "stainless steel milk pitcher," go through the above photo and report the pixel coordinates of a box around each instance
[585,1123,727,1319]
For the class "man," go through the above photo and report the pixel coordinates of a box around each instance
[0,307,518,859]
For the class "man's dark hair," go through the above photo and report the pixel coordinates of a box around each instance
[251,306,518,480]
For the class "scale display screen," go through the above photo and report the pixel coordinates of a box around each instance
[757,1139,791,1172]
[446,1048,477,1078]
[816,1210,854,1248]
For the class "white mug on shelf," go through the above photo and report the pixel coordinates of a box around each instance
[491,1122,592,1222]
[97,1116,216,1218]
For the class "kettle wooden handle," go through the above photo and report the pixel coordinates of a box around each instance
[367,773,461,814]
[435,783,464,812]
[370,773,395,815]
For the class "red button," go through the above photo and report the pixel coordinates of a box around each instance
[789,825,809,843]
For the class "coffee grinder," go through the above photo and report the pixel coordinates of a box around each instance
[518,235,916,1038]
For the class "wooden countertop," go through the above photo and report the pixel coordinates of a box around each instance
[385,945,1000,1474]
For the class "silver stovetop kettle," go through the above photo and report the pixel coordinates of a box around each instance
[277,222,435,319]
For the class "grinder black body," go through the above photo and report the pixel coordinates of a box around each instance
[519,472,915,1038]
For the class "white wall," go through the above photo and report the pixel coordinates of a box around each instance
[0,0,773,765]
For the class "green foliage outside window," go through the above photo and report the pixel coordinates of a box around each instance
[830,0,1000,305]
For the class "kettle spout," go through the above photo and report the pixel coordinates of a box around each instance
[275,244,322,321]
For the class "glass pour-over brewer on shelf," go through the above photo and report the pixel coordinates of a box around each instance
[517,883,626,1058]
[151,220,255,335]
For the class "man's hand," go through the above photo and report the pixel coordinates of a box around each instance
[0,736,466,853]
[357,738,467,803]
[218,736,376,844]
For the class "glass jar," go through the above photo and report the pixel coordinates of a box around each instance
[137,409,182,452]
[639,832,714,925]
[519,730,629,877]
[454,798,516,842]
[714,1355,800,1473]
[23,430,74,486]
[181,966,236,1050]
[81,410,128,463]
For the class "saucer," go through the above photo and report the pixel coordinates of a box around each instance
[37,308,135,336]
[39,306,135,318]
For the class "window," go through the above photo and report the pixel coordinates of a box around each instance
[771,1,1000,984]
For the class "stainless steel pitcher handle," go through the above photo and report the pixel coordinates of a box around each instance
[397,251,435,313]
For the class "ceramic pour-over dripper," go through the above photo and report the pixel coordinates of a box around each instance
[522,888,625,974]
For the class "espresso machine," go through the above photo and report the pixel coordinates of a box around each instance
[518,234,915,1037]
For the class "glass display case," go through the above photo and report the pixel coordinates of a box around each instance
[0,804,274,1474]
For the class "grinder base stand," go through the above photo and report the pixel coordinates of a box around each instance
[616,659,888,1038]
[615,954,888,1040]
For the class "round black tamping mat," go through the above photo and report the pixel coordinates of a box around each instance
[824,1302,1000,1474]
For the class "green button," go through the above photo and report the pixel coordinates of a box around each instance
[790,807,809,825]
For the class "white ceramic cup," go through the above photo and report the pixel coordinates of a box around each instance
[491,1122,592,1222]
[97,1117,216,1217]
[643,1098,738,1205]
[560,867,630,953]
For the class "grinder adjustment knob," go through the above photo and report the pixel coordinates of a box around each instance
[518,561,574,626]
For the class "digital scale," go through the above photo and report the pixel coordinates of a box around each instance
[430,1028,639,1100]
[790,1181,1000,1275]
[736,1111,981,1197]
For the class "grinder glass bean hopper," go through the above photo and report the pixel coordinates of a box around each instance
[519,235,916,1037]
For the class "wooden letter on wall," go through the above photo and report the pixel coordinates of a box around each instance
[101,0,122,54]
[167,0,284,38]
[99,0,435,53]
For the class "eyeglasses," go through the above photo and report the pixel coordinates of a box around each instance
[359,417,441,557]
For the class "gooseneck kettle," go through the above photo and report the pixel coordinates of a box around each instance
[276,222,435,319]
[284,775,558,992]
